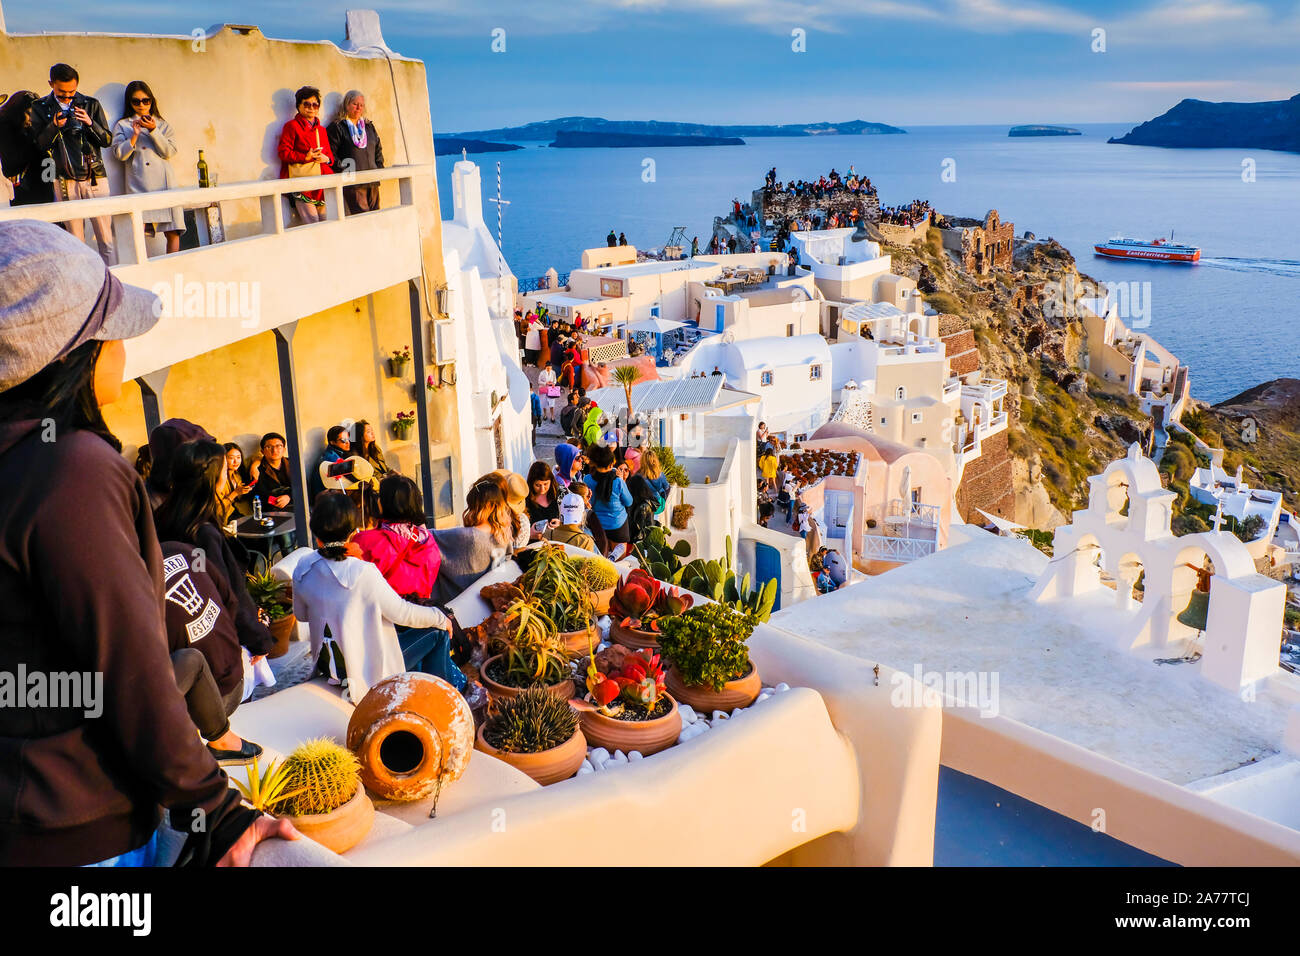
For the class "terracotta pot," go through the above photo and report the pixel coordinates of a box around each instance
[559,624,598,655]
[266,612,296,659]
[609,618,660,651]
[572,694,681,756]
[284,785,375,855]
[475,722,586,786]
[591,585,616,617]
[665,661,761,712]
[480,654,575,702]
[347,673,476,801]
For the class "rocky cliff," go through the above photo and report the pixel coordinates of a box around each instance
[1109,93,1300,153]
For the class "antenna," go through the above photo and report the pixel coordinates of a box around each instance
[487,161,511,320]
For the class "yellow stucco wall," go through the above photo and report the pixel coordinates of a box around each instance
[2,22,462,517]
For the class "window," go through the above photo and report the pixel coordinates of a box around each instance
[760,371,774,387]
[911,412,923,424]
[786,323,795,337]
[879,416,887,426]
[896,386,907,400]
[794,433,808,443]
[809,364,822,381]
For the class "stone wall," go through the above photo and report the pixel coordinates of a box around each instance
[877,221,929,245]
[759,189,881,227]
[943,329,981,377]
[956,429,1016,521]
[940,210,1015,276]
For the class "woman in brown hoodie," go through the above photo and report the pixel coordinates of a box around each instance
[0,220,296,866]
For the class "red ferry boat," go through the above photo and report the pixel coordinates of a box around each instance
[1094,236,1201,262]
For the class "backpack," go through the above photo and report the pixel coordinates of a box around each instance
[628,497,657,546]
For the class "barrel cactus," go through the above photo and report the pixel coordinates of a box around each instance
[275,737,361,816]
[571,555,619,591]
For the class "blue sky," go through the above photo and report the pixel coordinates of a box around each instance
[5,1,1298,130]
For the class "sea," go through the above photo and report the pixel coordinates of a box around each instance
[436,123,1300,403]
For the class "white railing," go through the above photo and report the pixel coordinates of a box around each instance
[943,377,961,400]
[980,378,1008,400]
[884,499,940,526]
[0,165,430,264]
[861,535,936,562]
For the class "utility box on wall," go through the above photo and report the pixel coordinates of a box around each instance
[433,321,457,366]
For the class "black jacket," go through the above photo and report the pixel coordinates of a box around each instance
[28,91,111,183]
[326,118,384,174]
[0,419,256,866]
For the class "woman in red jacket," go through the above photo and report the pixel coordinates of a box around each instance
[277,86,334,225]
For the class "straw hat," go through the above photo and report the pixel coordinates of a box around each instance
[492,469,529,515]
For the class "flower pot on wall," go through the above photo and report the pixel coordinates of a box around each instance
[479,654,575,703]
[392,419,415,441]
[266,611,297,659]
[389,357,410,378]
[571,695,681,756]
[609,619,660,651]
[474,722,586,786]
[665,661,761,712]
[284,785,375,855]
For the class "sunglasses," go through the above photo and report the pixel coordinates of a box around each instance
[302,101,320,108]
[131,97,152,105]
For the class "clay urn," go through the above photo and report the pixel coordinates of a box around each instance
[347,673,475,802]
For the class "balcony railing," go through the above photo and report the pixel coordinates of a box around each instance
[1,166,433,379]
[518,272,571,294]
[861,535,936,562]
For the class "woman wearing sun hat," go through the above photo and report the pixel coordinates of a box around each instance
[0,220,296,867]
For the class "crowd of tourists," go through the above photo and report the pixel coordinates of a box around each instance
[0,62,387,260]
[878,199,933,228]
[762,165,876,202]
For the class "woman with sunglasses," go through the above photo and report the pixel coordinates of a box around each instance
[111,81,185,254]
[277,86,334,225]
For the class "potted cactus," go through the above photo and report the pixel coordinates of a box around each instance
[679,535,778,622]
[608,568,693,651]
[271,738,375,854]
[479,599,576,702]
[246,571,296,658]
[570,555,620,615]
[634,524,692,584]
[572,643,681,756]
[657,602,762,712]
[475,687,586,785]
[517,544,596,653]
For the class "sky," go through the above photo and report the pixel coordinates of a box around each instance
[4,0,1298,131]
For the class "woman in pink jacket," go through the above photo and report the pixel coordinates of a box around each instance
[276,86,334,225]
[353,474,442,601]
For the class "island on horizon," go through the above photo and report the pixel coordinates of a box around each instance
[1109,92,1300,153]
[435,137,524,156]
[1009,125,1082,137]
[549,130,744,149]
[443,115,907,142]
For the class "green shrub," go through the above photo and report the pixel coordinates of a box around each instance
[925,292,963,314]
[657,602,757,691]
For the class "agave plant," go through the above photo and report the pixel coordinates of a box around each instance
[518,543,594,632]
[232,756,307,813]
[500,599,571,687]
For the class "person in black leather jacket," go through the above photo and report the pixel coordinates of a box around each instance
[28,63,114,262]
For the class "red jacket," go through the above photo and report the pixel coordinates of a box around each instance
[277,115,334,198]
[353,523,442,601]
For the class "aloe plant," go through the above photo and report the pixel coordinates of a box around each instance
[500,600,571,687]
[518,543,594,632]
[232,756,307,813]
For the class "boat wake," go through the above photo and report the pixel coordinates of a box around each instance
[1198,257,1300,278]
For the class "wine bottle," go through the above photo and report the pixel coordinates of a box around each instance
[197,149,210,188]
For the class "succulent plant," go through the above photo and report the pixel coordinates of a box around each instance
[499,599,571,687]
[486,687,579,754]
[680,535,777,622]
[610,567,662,625]
[634,525,692,583]
[519,543,594,632]
[657,602,757,692]
[232,756,306,813]
[273,738,361,816]
[571,555,619,592]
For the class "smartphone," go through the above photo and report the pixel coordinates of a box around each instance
[531,519,550,534]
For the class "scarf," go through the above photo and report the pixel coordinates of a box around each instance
[381,521,431,545]
[347,118,367,149]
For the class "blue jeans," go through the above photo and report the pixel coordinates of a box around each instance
[396,626,466,691]
[84,829,159,867]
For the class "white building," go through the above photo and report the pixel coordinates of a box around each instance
[441,158,533,486]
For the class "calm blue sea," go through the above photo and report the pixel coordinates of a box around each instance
[436,124,1300,402]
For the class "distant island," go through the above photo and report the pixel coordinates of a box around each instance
[1109,93,1300,153]
[444,116,906,142]
[435,137,524,157]
[550,130,744,149]
[1009,125,1081,137]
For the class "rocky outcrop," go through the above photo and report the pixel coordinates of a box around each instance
[1109,93,1300,153]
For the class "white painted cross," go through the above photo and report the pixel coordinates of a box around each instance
[487,161,511,319]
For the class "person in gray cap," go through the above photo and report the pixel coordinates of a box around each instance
[0,220,297,866]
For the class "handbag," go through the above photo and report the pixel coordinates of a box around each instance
[287,126,323,178]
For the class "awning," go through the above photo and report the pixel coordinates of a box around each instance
[627,317,687,334]
[977,509,1026,534]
